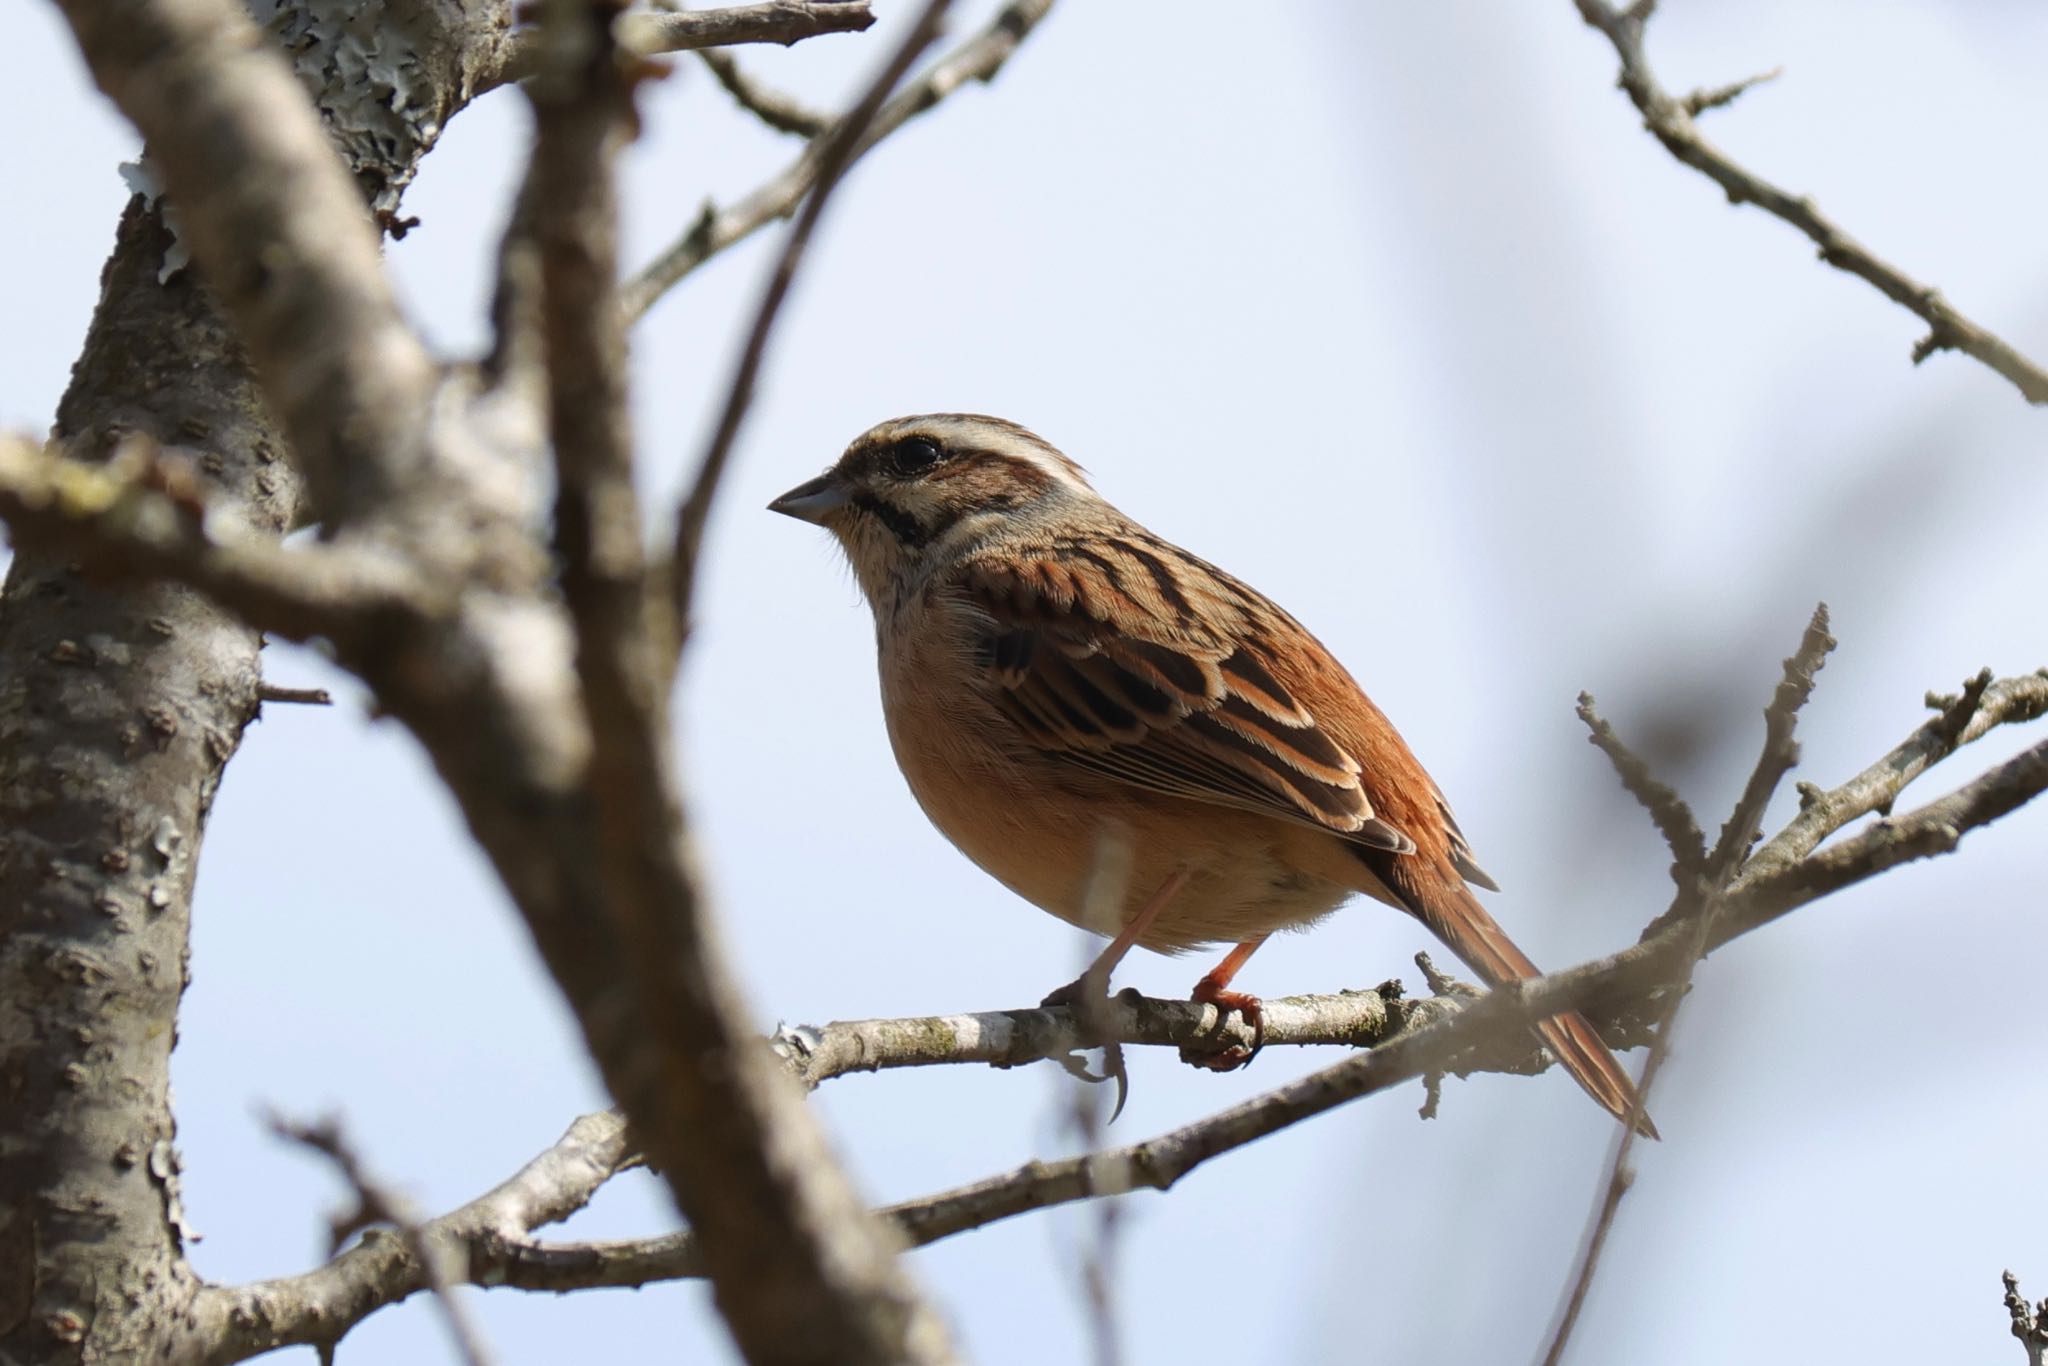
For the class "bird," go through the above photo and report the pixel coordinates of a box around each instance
[769,413,1650,1135]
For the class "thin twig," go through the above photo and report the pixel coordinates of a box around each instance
[1542,606,1835,1366]
[488,0,877,92]
[257,684,334,706]
[268,1113,496,1366]
[1705,605,1836,881]
[1744,669,2048,884]
[619,0,1055,324]
[1575,691,1707,877]
[700,48,828,135]
[1572,0,2048,405]
[667,0,959,643]
[1681,67,1780,117]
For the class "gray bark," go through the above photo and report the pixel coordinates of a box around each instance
[0,197,294,1363]
[0,2,491,1356]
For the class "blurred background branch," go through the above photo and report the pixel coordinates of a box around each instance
[1574,0,2048,404]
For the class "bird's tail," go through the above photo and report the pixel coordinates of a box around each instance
[1373,854,1656,1138]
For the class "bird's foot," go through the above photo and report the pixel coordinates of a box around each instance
[1042,976,1132,1122]
[1184,983,1265,1071]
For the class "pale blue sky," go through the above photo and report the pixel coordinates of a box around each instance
[6,2,2048,1362]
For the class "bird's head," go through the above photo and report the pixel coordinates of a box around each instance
[769,413,1093,606]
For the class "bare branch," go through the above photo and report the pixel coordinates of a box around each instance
[1546,607,1833,1366]
[700,48,829,136]
[267,1113,495,1366]
[620,0,1056,324]
[198,1113,634,1364]
[490,1,877,93]
[1575,691,1706,876]
[768,982,1650,1087]
[1572,0,2048,405]
[257,684,334,706]
[1731,731,2048,929]
[1744,669,2048,883]
[2006,1271,2048,1366]
[0,434,440,645]
[524,2,960,1360]
[1705,603,1835,881]
[1681,67,1780,118]
[668,0,962,639]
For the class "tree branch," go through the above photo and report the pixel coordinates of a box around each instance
[1573,0,2048,405]
[699,48,829,136]
[770,980,1662,1087]
[1745,669,2048,882]
[489,1,878,93]
[2006,1271,2048,1366]
[620,0,1056,324]
[1575,690,1707,878]
[0,433,442,645]
[1542,606,1833,1366]
[526,1,960,1360]
[267,1113,496,1366]
[196,1113,635,1364]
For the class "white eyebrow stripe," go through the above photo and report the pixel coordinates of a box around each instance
[1007,443,1092,491]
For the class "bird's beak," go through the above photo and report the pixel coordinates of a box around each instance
[768,472,852,526]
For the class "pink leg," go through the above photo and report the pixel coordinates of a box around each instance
[1042,868,1191,1007]
[1188,934,1270,1070]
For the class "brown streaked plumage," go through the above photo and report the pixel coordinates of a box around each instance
[770,413,1651,1135]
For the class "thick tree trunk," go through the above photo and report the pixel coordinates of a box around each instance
[0,200,299,1363]
[0,5,493,1355]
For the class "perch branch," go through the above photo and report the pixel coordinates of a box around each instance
[1573,0,2048,405]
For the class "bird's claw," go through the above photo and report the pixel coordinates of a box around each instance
[1053,1043,1130,1124]
[1185,985,1266,1071]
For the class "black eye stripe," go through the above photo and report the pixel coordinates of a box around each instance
[850,491,932,548]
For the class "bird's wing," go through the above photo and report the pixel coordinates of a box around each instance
[950,538,1418,856]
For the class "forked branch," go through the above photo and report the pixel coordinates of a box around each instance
[1573,0,2048,404]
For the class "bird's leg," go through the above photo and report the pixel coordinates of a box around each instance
[1186,934,1270,1071]
[1041,868,1190,1123]
[1041,867,1190,1010]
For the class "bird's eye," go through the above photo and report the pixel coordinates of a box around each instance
[887,436,943,477]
